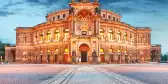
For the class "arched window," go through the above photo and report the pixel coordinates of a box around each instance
[100,29,104,39]
[64,29,69,40]
[40,32,44,42]
[108,30,113,41]
[46,31,51,41]
[54,29,60,41]
[140,35,143,43]
[124,32,127,42]
[109,48,113,53]
[130,34,133,43]
[64,48,69,54]
[117,31,121,41]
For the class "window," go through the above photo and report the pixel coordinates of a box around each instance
[23,37,26,43]
[57,15,60,19]
[40,33,44,42]
[100,29,104,39]
[55,29,60,41]
[82,31,87,35]
[108,15,111,19]
[46,31,51,41]
[124,32,127,42]
[116,18,118,21]
[130,34,133,43]
[64,29,69,40]
[53,17,55,20]
[117,31,121,41]
[113,17,115,21]
[63,14,66,18]
[108,30,113,41]
[103,14,106,18]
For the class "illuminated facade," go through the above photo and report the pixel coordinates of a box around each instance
[5,0,157,64]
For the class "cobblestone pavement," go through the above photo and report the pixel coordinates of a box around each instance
[0,64,75,84]
[0,64,168,84]
[42,65,146,84]
[101,64,168,84]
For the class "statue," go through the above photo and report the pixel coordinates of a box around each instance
[79,0,90,3]
[95,7,101,14]
[69,7,74,14]
[72,51,76,63]
[92,50,97,63]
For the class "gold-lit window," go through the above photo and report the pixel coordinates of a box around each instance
[100,29,104,39]
[55,29,60,41]
[64,29,69,40]
[117,31,121,41]
[64,48,69,53]
[40,33,44,41]
[108,30,113,40]
[46,31,51,41]
[100,48,104,53]
[124,32,127,42]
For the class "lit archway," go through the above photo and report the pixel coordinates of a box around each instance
[79,44,90,62]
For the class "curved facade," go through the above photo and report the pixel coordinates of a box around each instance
[7,0,152,64]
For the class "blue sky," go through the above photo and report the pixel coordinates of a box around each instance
[0,0,167,54]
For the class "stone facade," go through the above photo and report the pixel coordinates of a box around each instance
[151,45,161,62]
[5,0,160,64]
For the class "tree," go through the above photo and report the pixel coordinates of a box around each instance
[161,54,167,62]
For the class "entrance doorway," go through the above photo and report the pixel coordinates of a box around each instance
[79,44,90,63]
[81,51,87,62]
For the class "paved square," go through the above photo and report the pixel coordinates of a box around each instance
[0,64,168,84]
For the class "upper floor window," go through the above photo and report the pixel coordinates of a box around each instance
[100,29,104,39]
[130,34,133,43]
[46,31,51,41]
[55,29,60,41]
[117,31,121,41]
[53,17,55,20]
[108,15,111,19]
[103,14,106,18]
[23,37,26,43]
[124,32,127,42]
[82,31,87,35]
[108,30,113,41]
[63,14,66,18]
[64,29,69,40]
[57,15,60,19]
[113,17,115,21]
[40,32,44,42]
[116,18,118,21]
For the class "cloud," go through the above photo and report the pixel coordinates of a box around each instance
[0,10,15,17]
[0,1,23,17]
[100,0,164,15]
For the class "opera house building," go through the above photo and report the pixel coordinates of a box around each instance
[5,0,161,64]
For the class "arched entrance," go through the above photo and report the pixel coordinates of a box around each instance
[79,44,90,62]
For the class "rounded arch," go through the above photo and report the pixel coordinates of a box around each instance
[55,29,60,33]
[109,29,113,34]
[79,44,90,51]
[64,48,69,53]
[64,29,69,33]
[100,48,104,53]
[100,29,104,33]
